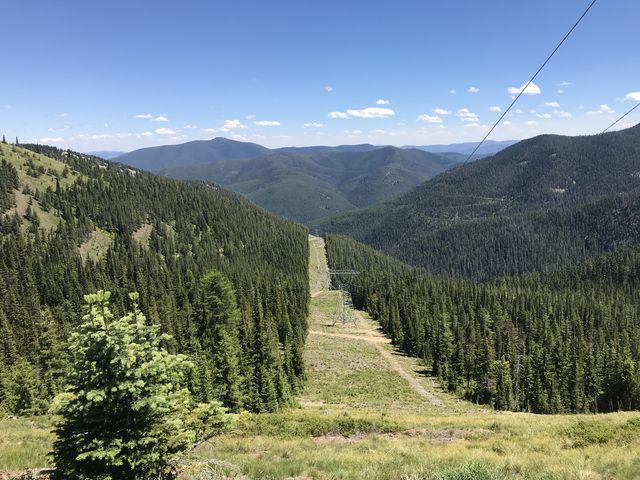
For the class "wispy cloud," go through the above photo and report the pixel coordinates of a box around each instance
[254,120,281,127]
[434,108,452,115]
[468,86,480,93]
[558,81,574,87]
[587,104,614,115]
[153,115,169,122]
[544,101,560,108]
[552,110,572,118]
[39,136,64,143]
[449,89,456,95]
[376,99,390,105]
[456,108,479,122]
[324,85,333,92]
[507,82,541,96]
[329,107,395,119]
[221,119,248,130]
[58,112,70,118]
[303,122,326,128]
[625,92,640,102]
[525,120,538,125]
[488,106,501,112]
[155,127,176,135]
[135,114,153,119]
[417,114,443,124]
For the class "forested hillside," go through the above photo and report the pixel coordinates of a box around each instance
[0,142,310,415]
[323,124,640,278]
[326,234,640,414]
[161,147,457,223]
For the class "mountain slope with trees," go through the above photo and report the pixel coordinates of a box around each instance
[0,142,310,416]
[322,124,640,278]
[161,146,457,224]
[325,233,640,413]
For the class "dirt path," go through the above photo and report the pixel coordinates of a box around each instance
[307,235,445,408]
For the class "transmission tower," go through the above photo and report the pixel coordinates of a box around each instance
[328,269,358,327]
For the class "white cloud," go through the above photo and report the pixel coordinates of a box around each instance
[254,120,281,127]
[515,108,523,114]
[587,104,614,115]
[153,115,169,122]
[48,125,70,132]
[468,86,480,93]
[201,128,218,133]
[508,82,541,96]
[449,89,456,95]
[155,127,176,135]
[183,124,198,129]
[503,120,513,125]
[376,99,390,105]
[536,113,552,119]
[245,114,256,120]
[488,106,501,112]
[456,108,479,122]
[346,107,395,118]
[417,114,443,123]
[525,120,538,125]
[324,85,333,92]
[558,81,574,87]
[625,92,640,102]
[552,110,572,118]
[135,114,153,119]
[58,112,70,118]
[303,122,326,128]
[330,107,395,119]
[142,131,153,137]
[544,101,560,107]
[39,136,64,143]
[374,129,387,134]
[557,89,564,94]
[434,108,452,115]
[222,119,247,130]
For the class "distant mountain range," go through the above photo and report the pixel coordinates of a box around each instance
[403,139,518,155]
[159,146,458,224]
[322,124,640,278]
[114,138,480,223]
[86,150,126,159]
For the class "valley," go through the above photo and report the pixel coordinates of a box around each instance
[8,236,640,479]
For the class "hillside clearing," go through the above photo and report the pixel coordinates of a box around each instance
[187,235,640,480]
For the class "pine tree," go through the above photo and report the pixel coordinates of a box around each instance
[197,271,243,411]
[52,291,199,480]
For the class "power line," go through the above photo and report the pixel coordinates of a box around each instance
[602,102,640,133]
[464,0,599,163]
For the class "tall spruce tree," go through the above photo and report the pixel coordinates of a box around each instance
[197,271,242,411]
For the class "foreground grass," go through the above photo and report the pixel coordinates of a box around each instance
[0,417,54,471]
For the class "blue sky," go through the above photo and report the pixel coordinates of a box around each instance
[1,0,639,151]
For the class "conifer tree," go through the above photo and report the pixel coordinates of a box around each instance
[198,270,243,411]
[52,291,200,480]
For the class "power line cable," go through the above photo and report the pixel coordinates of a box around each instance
[602,102,640,133]
[464,0,599,163]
